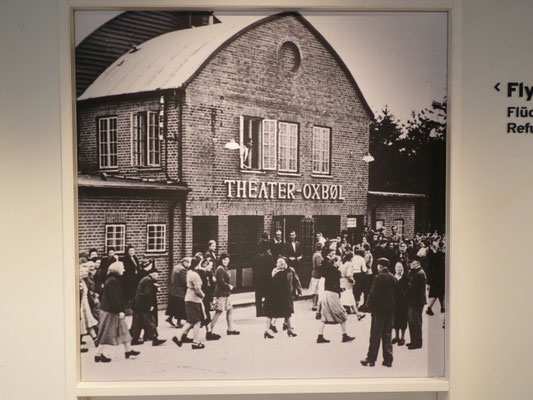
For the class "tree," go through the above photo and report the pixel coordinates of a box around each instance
[369,98,447,232]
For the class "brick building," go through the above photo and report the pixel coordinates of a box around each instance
[77,12,423,300]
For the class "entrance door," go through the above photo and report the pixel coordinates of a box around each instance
[272,215,303,243]
[192,216,218,256]
[313,215,341,241]
[346,215,365,245]
[227,216,263,291]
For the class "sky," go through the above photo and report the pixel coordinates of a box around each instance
[75,11,447,124]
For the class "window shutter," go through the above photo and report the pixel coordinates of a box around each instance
[262,119,277,170]
[239,116,245,168]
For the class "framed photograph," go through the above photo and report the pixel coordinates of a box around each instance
[60,0,455,398]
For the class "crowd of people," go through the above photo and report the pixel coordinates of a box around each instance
[78,225,445,368]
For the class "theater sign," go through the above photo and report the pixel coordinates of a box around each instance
[224,179,346,200]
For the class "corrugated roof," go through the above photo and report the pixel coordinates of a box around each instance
[78,17,259,101]
[368,191,426,198]
[78,173,189,192]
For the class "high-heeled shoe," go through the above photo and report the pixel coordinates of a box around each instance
[264,331,274,339]
[94,354,111,363]
[269,324,278,333]
[282,323,288,331]
[287,329,297,337]
[125,350,140,359]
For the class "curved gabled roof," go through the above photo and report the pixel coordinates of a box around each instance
[78,12,373,119]
[78,17,258,101]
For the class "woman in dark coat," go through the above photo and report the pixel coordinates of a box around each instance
[165,257,189,327]
[264,257,300,338]
[392,260,409,345]
[94,261,139,362]
[121,245,139,309]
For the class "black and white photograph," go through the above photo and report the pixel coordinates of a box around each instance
[74,10,447,382]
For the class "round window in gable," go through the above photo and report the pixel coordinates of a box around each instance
[279,41,301,73]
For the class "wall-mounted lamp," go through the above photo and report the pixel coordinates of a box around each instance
[362,152,375,163]
[224,139,240,150]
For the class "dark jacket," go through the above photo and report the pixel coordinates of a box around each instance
[253,250,275,289]
[168,263,187,298]
[100,274,125,314]
[321,257,342,294]
[367,270,397,314]
[121,254,139,300]
[213,266,232,298]
[405,266,427,307]
[283,241,302,268]
[133,275,158,312]
[270,238,284,259]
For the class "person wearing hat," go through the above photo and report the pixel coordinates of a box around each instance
[360,257,397,367]
[130,264,166,346]
[165,257,190,328]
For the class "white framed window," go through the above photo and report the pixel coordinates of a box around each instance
[312,126,331,174]
[262,119,277,170]
[131,111,160,167]
[147,224,166,252]
[278,122,298,172]
[98,116,118,168]
[105,224,125,254]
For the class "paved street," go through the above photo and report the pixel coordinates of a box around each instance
[81,298,445,381]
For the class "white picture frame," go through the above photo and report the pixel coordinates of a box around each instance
[60,0,460,398]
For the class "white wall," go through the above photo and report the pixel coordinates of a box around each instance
[1,0,532,399]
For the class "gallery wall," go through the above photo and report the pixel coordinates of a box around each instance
[1,0,532,399]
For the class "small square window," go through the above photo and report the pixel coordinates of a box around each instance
[147,224,166,252]
[105,224,125,254]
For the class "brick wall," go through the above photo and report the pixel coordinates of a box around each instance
[181,14,372,254]
[78,194,183,304]
[76,13,374,296]
[77,95,180,182]
[368,197,416,239]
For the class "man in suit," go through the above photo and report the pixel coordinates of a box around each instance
[405,259,427,349]
[361,257,397,367]
[270,229,284,260]
[283,230,302,273]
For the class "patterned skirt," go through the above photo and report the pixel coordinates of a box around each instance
[320,291,348,324]
[212,296,232,311]
[97,310,131,346]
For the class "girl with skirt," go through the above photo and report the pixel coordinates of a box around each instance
[172,258,207,349]
[210,254,239,335]
[165,257,190,328]
[317,245,355,344]
[198,257,220,341]
[392,261,409,345]
[94,261,139,362]
[264,257,299,338]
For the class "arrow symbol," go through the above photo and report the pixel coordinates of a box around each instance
[495,82,500,92]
